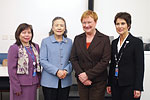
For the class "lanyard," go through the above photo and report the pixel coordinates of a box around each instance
[115,41,129,67]
[25,46,35,64]
[25,46,37,76]
[114,41,129,77]
[114,53,123,68]
[114,52,123,77]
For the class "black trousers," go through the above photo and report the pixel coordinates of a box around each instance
[42,80,70,100]
[111,81,141,100]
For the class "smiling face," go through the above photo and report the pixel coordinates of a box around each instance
[52,19,66,37]
[82,16,97,35]
[19,28,32,46]
[115,18,129,36]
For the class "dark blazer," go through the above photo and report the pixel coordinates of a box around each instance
[108,33,144,91]
[70,29,111,83]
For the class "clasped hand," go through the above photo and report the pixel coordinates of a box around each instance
[56,70,68,79]
[78,72,92,86]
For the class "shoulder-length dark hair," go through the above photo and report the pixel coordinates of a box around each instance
[49,17,67,38]
[15,23,34,46]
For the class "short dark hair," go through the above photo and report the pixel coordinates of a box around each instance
[114,12,131,30]
[49,17,67,38]
[15,23,34,46]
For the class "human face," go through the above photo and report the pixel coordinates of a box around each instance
[52,19,65,37]
[115,18,129,36]
[82,16,97,34]
[19,28,32,46]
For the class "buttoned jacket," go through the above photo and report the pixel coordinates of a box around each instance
[40,35,72,88]
[108,33,144,91]
[70,30,111,83]
[8,43,40,93]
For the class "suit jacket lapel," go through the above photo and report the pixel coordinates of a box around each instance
[118,34,131,58]
[87,30,102,53]
[78,33,92,61]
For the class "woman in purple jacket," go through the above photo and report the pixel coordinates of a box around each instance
[7,23,41,100]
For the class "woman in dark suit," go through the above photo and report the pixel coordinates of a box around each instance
[107,12,144,100]
[70,10,111,100]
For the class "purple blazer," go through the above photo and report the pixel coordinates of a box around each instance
[7,43,41,93]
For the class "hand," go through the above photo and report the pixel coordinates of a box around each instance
[134,90,141,98]
[56,70,64,79]
[78,72,88,83]
[106,86,111,94]
[83,80,92,86]
[15,91,22,96]
[61,70,68,79]
[57,70,68,79]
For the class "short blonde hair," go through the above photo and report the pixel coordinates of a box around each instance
[81,10,98,22]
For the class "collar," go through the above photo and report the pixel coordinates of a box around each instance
[50,34,67,43]
[117,34,129,52]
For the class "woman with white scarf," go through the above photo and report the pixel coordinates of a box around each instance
[8,23,41,100]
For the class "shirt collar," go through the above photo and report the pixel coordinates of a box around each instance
[117,34,129,52]
[50,34,67,43]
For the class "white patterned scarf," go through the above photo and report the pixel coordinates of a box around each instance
[17,44,41,74]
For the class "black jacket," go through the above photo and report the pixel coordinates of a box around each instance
[108,33,144,91]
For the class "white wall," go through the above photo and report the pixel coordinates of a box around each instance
[94,0,150,42]
[0,0,150,53]
[141,52,150,100]
[0,0,88,53]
